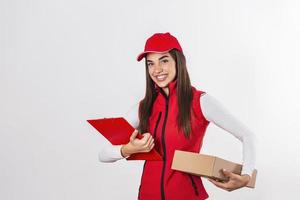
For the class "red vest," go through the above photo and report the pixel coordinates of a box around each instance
[138,81,210,200]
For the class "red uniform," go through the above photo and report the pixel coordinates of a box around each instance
[138,81,210,200]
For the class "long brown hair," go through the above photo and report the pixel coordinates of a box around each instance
[138,49,193,138]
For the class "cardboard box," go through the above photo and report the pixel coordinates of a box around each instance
[171,150,257,188]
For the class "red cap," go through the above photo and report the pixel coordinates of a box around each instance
[137,32,183,61]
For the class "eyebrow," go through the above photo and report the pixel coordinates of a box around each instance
[147,55,170,62]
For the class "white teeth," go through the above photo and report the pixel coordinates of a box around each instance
[156,75,167,81]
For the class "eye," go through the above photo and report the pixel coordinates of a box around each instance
[147,62,154,67]
[161,59,169,63]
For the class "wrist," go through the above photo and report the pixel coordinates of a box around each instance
[121,144,133,157]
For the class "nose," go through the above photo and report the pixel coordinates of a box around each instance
[153,63,163,74]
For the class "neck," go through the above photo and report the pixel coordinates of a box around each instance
[162,87,169,96]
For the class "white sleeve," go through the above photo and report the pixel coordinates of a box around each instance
[200,93,256,176]
[98,103,140,163]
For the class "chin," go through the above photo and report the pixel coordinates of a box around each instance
[156,81,169,88]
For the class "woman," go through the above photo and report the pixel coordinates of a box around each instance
[98,32,256,200]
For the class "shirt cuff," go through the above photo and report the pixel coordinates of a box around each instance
[111,145,127,159]
[241,167,255,177]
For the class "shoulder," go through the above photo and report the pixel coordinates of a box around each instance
[190,86,210,123]
[191,86,206,97]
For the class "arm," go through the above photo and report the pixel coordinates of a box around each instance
[200,93,257,190]
[98,103,155,162]
[98,103,140,163]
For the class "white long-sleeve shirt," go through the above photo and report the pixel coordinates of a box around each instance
[97,93,256,176]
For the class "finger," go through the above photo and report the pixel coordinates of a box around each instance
[146,144,154,152]
[150,143,155,149]
[145,137,154,149]
[222,169,235,179]
[208,178,229,190]
[135,135,150,149]
[142,132,151,138]
[141,133,152,143]
[145,142,155,152]
[208,178,219,185]
[207,178,216,183]
[149,138,155,147]
[223,169,241,182]
[208,178,221,183]
[130,130,139,141]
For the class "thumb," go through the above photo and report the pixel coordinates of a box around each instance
[222,169,233,178]
[130,130,138,141]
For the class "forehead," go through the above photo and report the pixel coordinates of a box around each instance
[146,52,172,61]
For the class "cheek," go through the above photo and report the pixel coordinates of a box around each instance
[169,64,177,77]
[148,68,153,77]
[148,69,155,80]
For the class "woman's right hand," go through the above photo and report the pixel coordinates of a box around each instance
[121,130,155,157]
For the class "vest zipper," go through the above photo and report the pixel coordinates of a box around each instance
[188,174,199,196]
[138,112,162,199]
[160,96,169,200]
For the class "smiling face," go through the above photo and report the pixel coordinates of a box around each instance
[146,52,177,95]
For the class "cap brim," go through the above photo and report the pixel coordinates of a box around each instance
[137,52,147,62]
[136,49,173,62]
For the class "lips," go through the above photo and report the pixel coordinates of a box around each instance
[156,74,168,82]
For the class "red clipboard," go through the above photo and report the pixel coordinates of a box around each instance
[87,117,162,161]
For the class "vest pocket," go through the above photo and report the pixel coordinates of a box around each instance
[188,174,199,196]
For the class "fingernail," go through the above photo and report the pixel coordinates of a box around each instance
[223,169,227,171]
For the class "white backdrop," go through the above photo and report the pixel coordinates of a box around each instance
[1,0,300,199]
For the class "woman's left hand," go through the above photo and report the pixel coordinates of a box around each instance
[208,169,250,192]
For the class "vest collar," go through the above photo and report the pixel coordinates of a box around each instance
[155,79,177,98]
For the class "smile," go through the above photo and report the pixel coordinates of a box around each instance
[156,74,168,82]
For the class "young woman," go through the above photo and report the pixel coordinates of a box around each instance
[98,32,256,200]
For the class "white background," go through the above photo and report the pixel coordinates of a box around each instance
[1,0,300,199]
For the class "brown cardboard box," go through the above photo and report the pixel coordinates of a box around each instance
[171,150,257,188]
